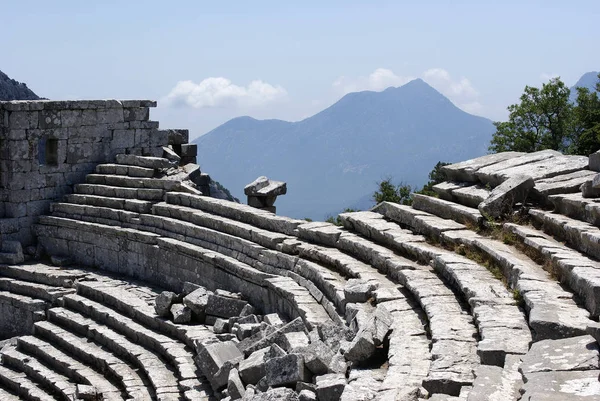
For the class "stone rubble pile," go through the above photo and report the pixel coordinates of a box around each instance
[155,284,394,400]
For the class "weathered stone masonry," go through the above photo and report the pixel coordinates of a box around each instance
[0,100,191,245]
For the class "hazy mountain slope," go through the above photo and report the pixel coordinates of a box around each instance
[0,70,40,100]
[195,79,494,219]
[570,71,599,102]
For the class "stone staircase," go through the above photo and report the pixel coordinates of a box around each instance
[0,263,214,400]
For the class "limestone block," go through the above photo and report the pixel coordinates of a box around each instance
[265,353,307,387]
[478,175,534,218]
[315,373,346,401]
[170,303,192,324]
[344,279,378,303]
[154,291,178,317]
[227,368,245,400]
[302,340,334,375]
[520,335,599,374]
[196,340,243,388]
[245,176,287,197]
[180,143,197,157]
[165,129,189,145]
[182,287,210,320]
[205,294,249,318]
[239,347,269,385]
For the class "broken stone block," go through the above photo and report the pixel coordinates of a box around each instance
[183,287,210,320]
[281,331,310,353]
[317,322,354,353]
[76,384,100,400]
[214,318,230,334]
[316,373,346,401]
[227,368,245,400]
[170,303,191,324]
[244,387,299,401]
[343,305,392,363]
[264,313,285,327]
[302,340,334,375]
[195,340,244,389]
[265,353,307,387]
[239,347,269,385]
[581,179,600,198]
[265,343,287,360]
[478,175,534,218]
[328,354,348,375]
[163,146,181,163]
[155,291,178,317]
[298,389,317,401]
[344,279,378,303]
[236,323,262,340]
[205,294,249,318]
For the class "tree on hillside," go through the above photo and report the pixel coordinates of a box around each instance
[373,178,413,205]
[570,75,600,155]
[489,77,574,154]
[414,161,450,196]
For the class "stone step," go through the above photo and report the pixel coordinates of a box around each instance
[505,222,600,319]
[412,194,483,227]
[529,208,600,260]
[165,192,304,236]
[50,202,139,226]
[433,182,490,209]
[532,170,596,198]
[472,236,592,340]
[74,183,165,201]
[0,290,48,314]
[47,307,181,398]
[0,263,86,288]
[64,194,153,214]
[152,202,291,251]
[467,355,523,401]
[0,363,57,401]
[86,174,182,191]
[371,202,466,240]
[95,163,155,178]
[1,346,77,401]
[0,385,20,400]
[16,335,123,400]
[62,293,212,399]
[548,192,600,226]
[115,154,175,170]
[0,277,75,304]
[442,152,526,182]
[394,267,479,396]
[139,212,348,321]
[32,320,154,400]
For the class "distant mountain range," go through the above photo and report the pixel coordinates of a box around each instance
[570,71,599,102]
[195,79,495,219]
[0,70,40,101]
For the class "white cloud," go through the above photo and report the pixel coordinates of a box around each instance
[332,68,414,94]
[540,72,559,82]
[421,68,482,114]
[422,68,479,98]
[332,67,484,115]
[163,77,287,109]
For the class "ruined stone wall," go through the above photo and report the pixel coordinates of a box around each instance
[0,100,170,245]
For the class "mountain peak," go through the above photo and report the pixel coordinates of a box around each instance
[0,69,41,101]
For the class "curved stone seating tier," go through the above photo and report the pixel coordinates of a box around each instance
[505,222,600,319]
[530,208,600,260]
[165,192,305,236]
[372,201,593,340]
[95,163,156,178]
[333,211,532,362]
[411,193,484,227]
[0,363,61,401]
[16,335,125,400]
[1,345,77,400]
[34,216,332,330]
[549,192,600,226]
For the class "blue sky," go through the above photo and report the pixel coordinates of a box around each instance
[3,1,599,139]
